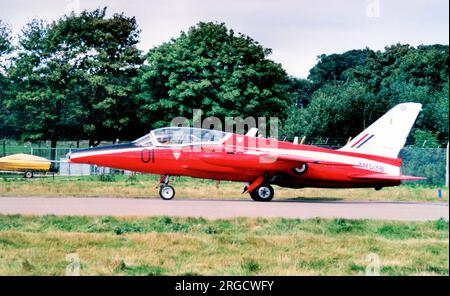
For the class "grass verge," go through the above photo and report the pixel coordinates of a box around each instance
[0,215,448,275]
[0,174,448,202]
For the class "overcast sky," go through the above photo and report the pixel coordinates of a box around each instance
[0,0,448,77]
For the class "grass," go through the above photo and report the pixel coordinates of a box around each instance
[0,215,448,275]
[0,174,448,202]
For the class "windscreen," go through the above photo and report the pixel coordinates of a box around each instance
[152,127,228,145]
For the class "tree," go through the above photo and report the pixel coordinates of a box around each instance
[308,49,371,89]
[136,22,290,129]
[284,44,449,145]
[0,20,14,138]
[281,82,371,140]
[286,76,312,109]
[52,8,143,144]
[6,19,84,159]
[6,8,143,159]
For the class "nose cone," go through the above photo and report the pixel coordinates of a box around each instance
[68,142,137,165]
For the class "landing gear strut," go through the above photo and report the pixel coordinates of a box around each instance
[158,175,175,200]
[249,183,274,202]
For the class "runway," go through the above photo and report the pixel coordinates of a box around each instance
[0,197,448,221]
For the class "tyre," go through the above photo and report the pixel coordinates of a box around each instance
[249,190,260,201]
[293,163,308,175]
[24,171,34,178]
[250,184,274,202]
[159,185,175,200]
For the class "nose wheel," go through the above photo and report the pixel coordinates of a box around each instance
[249,184,274,202]
[157,175,176,200]
[159,185,175,200]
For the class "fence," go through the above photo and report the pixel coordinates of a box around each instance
[1,141,448,186]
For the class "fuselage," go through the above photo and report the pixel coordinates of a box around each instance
[68,128,402,189]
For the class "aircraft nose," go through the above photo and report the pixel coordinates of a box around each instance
[67,142,137,164]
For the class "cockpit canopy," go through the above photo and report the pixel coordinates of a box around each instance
[133,127,230,147]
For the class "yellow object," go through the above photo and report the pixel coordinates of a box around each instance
[0,153,51,172]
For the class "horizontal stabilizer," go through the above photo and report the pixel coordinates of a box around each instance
[348,173,426,181]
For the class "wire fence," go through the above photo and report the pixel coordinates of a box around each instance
[0,140,448,186]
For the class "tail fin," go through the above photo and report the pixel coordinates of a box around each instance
[339,102,422,158]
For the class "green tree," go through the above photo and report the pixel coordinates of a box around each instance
[0,20,14,138]
[308,49,371,89]
[285,44,449,145]
[282,82,371,140]
[53,8,143,144]
[286,76,312,109]
[6,8,143,159]
[6,19,84,159]
[136,22,290,129]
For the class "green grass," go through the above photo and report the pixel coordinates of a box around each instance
[0,215,448,275]
[0,174,448,202]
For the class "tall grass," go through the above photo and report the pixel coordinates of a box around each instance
[0,215,448,275]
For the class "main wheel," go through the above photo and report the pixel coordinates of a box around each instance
[159,185,175,200]
[24,171,34,178]
[249,184,274,202]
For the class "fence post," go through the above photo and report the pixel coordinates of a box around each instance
[446,142,449,188]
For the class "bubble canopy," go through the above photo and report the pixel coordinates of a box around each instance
[133,127,230,146]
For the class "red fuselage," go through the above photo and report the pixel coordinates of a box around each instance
[69,130,404,189]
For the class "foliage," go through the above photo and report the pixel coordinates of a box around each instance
[135,22,290,128]
[0,10,448,149]
[308,49,371,88]
[412,129,441,148]
[283,44,449,145]
[399,147,447,186]
[4,8,143,151]
[0,20,14,138]
[0,20,12,56]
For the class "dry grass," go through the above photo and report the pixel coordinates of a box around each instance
[0,174,448,202]
[0,215,448,275]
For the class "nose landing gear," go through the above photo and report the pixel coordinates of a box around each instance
[157,175,176,200]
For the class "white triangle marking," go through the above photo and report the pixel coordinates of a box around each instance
[173,152,181,160]
[237,136,243,144]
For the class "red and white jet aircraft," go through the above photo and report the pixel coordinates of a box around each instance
[68,102,424,201]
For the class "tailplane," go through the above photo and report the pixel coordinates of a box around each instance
[339,103,422,158]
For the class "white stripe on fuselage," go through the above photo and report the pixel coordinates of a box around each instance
[69,144,400,175]
[240,146,400,175]
[69,147,144,159]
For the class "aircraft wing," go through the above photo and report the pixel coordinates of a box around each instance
[347,173,426,181]
[258,153,353,167]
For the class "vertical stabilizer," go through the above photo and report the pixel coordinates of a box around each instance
[339,103,422,158]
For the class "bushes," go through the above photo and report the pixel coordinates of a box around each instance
[399,147,447,186]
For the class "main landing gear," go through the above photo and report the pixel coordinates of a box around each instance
[249,183,275,202]
[249,184,274,202]
[244,176,275,202]
[158,175,175,200]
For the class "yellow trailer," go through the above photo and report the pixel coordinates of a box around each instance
[0,153,51,178]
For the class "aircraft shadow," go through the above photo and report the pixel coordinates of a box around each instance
[281,197,343,202]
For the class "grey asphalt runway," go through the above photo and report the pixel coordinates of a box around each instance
[0,197,448,221]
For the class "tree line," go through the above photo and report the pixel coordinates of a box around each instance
[0,8,448,157]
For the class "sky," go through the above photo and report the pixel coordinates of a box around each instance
[0,0,448,78]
